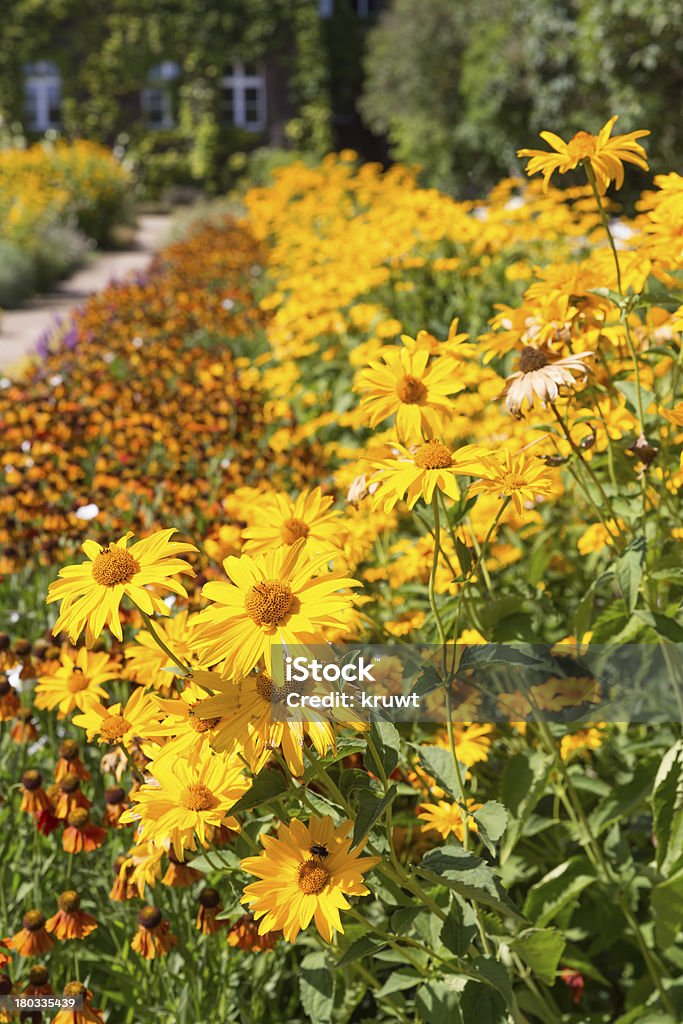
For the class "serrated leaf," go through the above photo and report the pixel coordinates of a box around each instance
[420,844,524,920]
[651,866,683,950]
[336,934,385,966]
[523,856,596,927]
[299,952,334,1024]
[351,785,397,848]
[368,718,401,777]
[652,741,683,874]
[439,896,478,956]
[415,743,467,800]
[510,927,565,985]
[229,768,287,815]
[415,978,467,1024]
[473,801,508,856]
[614,537,646,614]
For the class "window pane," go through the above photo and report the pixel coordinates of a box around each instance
[221,86,235,122]
[47,85,61,125]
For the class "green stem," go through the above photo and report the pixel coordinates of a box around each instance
[138,609,191,678]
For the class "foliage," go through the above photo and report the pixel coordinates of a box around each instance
[0,121,682,1023]
[361,0,683,193]
[0,0,331,196]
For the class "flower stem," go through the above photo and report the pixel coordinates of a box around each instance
[138,609,191,678]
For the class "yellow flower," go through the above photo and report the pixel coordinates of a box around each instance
[72,687,161,749]
[437,723,495,768]
[368,440,489,511]
[355,344,463,441]
[468,450,560,515]
[125,610,200,693]
[417,799,482,842]
[120,746,249,859]
[35,646,120,717]
[560,726,606,761]
[47,530,197,644]
[242,487,344,557]
[661,402,683,427]
[240,816,380,942]
[142,678,221,760]
[191,669,337,777]
[518,116,650,193]
[190,538,360,677]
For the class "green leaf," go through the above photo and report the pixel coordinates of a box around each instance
[439,896,478,957]
[336,934,385,966]
[616,380,656,418]
[523,856,596,927]
[652,866,683,950]
[368,718,401,777]
[472,801,508,856]
[614,537,646,614]
[375,970,421,998]
[454,536,473,576]
[510,928,566,985]
[589,771,653,837]
[420,844,524,920]
[415,978,467,1024]
[352,785,397,847]
[652,741,683,875]
[500,751,553,863]
[634,610,683,642]
[415,743,467,800]
[459,979,509,1023]
[229,768,287,815]
[299,952,334,1024]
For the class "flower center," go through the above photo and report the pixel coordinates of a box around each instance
[181,782,217,812]
[59,739,79,760]
[23,910,46,932]
[414,440,453,470]
[91,546,140,586]
[100,714,130,742]
[58,890,80,913]
[22,769,43,791]
[298,859,330,895]
[255,672,294,704]
[518,346,550,373]
[66,669,89,693]
[63,982,86,999]
[567,131,597,160]
[245,580,294,626]
[138,906,162,930]
[280,517,310,545]
[59,773,80,794]
[500,473,527,494]
[396,374,427,404]
[68,807,90,829]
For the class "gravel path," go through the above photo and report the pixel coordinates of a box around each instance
[0,214,172,374]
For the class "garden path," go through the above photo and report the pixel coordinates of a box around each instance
[0,213,172,374]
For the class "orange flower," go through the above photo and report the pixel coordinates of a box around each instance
[102,786,129,827]
[62,809,106,854]
[55,739,91,782]
[9,910,55,957]
[0,677,20,720]
[20,770,51,816]
[161,851,203,889]
[46,892,98,941]
[10,708,38,744]
[130,906,177,960]
[23,963,53,996]
[196,888,223,935]
[52,981,104,1024]
[227,914,280,952]
[50,773,91,820]
[109,857,137,902]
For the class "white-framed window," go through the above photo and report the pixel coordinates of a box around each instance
[142,60,180,129]
[221,62,266,131]
[23,61,62,131]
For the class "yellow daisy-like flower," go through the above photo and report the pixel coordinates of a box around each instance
[141,678,221,760]
[368,439,489,511]
[240,816,380,943]
[417,798,482,842]
[468,450,560,515]
[34,646,120,717]
[190,538,360,678]
[517,116,650,194]
[120,746,249,859]
[125,610,200,693]
[355,345,463,441]
[72,687,161,750]
[242,487,344,557]
[437,723,495,768]
[191,668,338,777]
[47,530,197,645]
[661,402,683,427]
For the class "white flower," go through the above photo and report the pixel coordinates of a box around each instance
[503,346,593,417]
[75,503,100,521]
